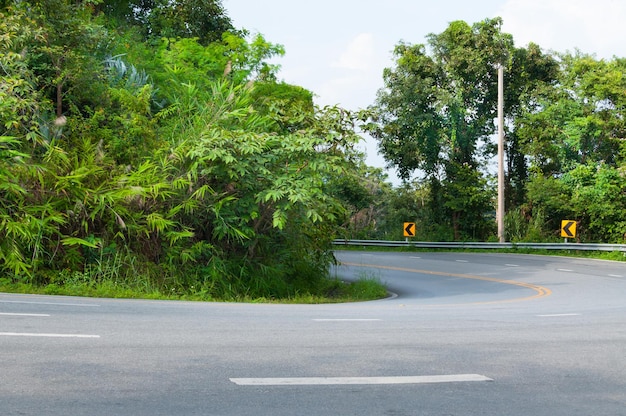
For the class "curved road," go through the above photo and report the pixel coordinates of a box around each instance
[1,251,625,415]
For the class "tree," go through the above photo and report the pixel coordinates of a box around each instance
[367,18,512,240]
[517,53,626,176]
[0,7,43,145]
[516,53,626,242]
[502,43,560,208]
[96,0,236,44]
[13,0,110,118]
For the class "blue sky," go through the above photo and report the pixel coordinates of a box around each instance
[222,0,626,183]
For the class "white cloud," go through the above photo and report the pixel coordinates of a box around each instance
[498,0,626,58]
[307,33,386,109]
[332,33,377,70]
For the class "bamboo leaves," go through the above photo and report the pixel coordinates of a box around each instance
[0,2,362,297]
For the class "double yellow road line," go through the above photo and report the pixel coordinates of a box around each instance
[341,262,552,305]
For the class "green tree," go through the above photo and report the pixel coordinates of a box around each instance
[502,43,559,208]
[518,53,626,175]
[96,0,235,44]
[16,0,110,118]
[516,53,626,242]
[329,162,393,239]
[0,7,44,145]
[368,18,512,240]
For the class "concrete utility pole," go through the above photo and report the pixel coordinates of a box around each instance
[497,64,505,243]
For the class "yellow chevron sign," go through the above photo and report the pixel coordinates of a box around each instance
[561,220,577,238]
[403,222,415,237]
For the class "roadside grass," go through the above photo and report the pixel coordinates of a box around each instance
[255,276,388,304]
[0,270,389,304]
[323,269,388,303]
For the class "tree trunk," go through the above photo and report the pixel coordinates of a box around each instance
[452,211,460,241]
[56,82,63,117]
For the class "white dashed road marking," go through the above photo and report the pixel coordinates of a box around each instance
[0,300,99,307]
[313,319,381,322]
[230,374,493,386]
[0,332,100,338]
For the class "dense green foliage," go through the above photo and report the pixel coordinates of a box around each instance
[367,18,626,243]
[366,19,517,240]
[515,54,626,242]
[1,2,625,301]
[0,0,372,299]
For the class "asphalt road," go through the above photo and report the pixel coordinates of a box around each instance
[1,251,626,415]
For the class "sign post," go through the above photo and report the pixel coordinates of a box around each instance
[561,220,577,242]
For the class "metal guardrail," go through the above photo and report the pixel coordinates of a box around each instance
[332,239,626,252]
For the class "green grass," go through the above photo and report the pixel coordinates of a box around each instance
[0,273,389,304]
[341,276,389,301]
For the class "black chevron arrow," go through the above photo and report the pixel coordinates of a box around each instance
[404,223,415,237]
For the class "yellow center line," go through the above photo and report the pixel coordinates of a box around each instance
[341,262,552,305]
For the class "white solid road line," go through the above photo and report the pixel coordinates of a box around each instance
[0,332,100,338]
[537,314,581,317]
[230,374,493,386]
[0,300,99,307]
[0,313,50,317]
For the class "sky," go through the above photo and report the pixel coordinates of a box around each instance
[222,0,626,184]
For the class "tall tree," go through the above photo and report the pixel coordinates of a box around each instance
[368,18,512,239]
[502,43,559,208]
[517,53,626,241]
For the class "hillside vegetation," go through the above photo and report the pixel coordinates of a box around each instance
[1,2,625,300]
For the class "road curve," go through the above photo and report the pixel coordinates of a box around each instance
[1,251,625,416]
[334,251,626,312]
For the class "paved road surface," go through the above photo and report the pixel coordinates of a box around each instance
[1,251,625,415]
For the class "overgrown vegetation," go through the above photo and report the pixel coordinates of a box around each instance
[0,0,381,301]
[364,18,626,244]
[1,2,625,302]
